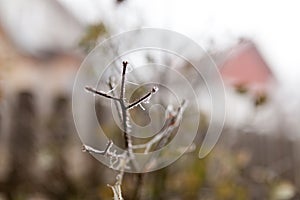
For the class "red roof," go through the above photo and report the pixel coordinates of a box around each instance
[220,40,274,93]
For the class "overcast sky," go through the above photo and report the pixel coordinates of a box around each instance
[57,0,300,96]
[1,0,299,98]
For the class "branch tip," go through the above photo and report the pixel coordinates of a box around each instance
[122,61,128,67]
[152,86,159,93]
[84,86,94,93]
[85,86,120,101]
[126,86,159,110]
[82,145,88,152]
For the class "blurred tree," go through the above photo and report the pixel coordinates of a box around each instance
[79,23,107,53]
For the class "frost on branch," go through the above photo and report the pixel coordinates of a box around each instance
[83,141,129,200]
[126,86,159,110]
[82,141,130,171]
[108,170,125,200]
[132,99,188,153]
[82,61,188,199]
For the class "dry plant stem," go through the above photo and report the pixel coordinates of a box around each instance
[127,92,152,110]
[84,61,187,200]
[82,141,129,169]
[83,62,131,199]
[132,101,187,200]
[85,86,121,101]
[155,100,188,150]
[119,61,132,150]
[133,102,188,199]
[83,61,158,199]
[118,62,139,173]
[82,140,113,155]
[132,100,188,153]
[126,87,158,110]
[108,170,125,200]
[108,76,123,125]
[83,141,128,200]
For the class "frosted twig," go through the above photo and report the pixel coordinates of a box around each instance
[126,86,158,110]
[108,76,123,122]
[83,141,130,172]
[82,140,113,155]
[139,104,146,111]
[118,62,140,171]
[85,86,121,101]
[83,61,162,199]
[108,170,125,200]
[132,100,188,153]
[107,151,129,200]
[120,61,127,100]
[155,100,188,150]
[108,184,124,200]
[117,61,133,152]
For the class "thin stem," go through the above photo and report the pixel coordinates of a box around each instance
[132,100,188,153]
[131,117,172,150]
[118,61,138,171]
[135,124,174,154]
[154,100,187,150]
[83,61,164,200]
[126,87,158,110]
[82,140,113,155]
[120,61,128,100]
[121,103,130,149]
[108,76,123,122]
[85,86,120,101]
[119,61,131,149]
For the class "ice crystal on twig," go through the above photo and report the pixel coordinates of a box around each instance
[126,86,158,110]
[83,61,187,200]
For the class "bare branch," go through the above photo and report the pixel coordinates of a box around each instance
[82,140,113,155]
[108,76,123,122]
[85,86,120,101]
[108,183,124,200]
[107,152,129,200]
[120,61,128,100]
[83,141,131,173]
[108,170,125,200]
[82,61,189,199]
[132,100,188,153]
[126,86,159,110]
[116,61,133,156]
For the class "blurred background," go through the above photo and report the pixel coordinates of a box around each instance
[0,0,300,199]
